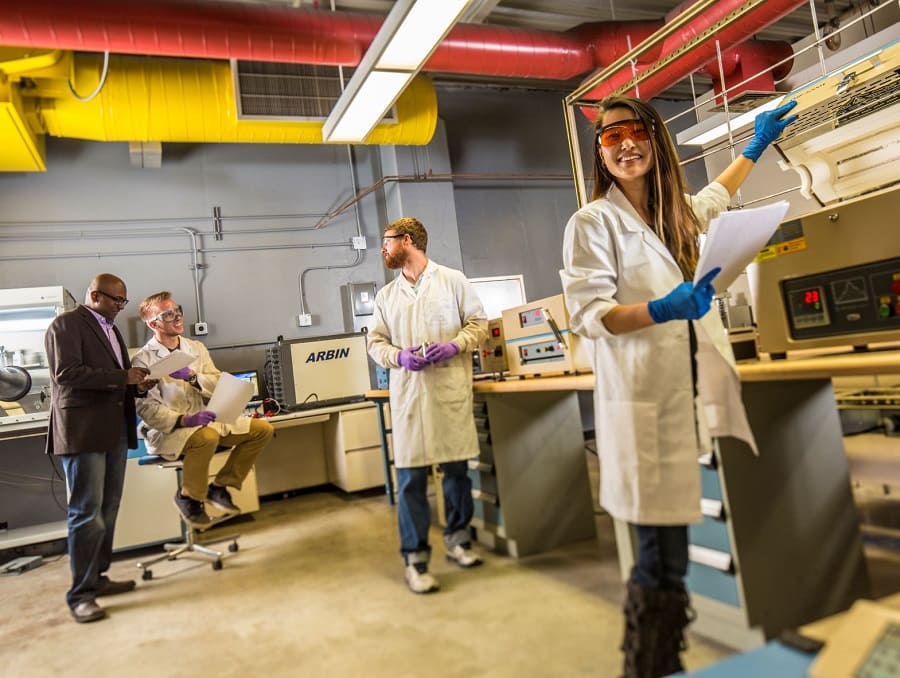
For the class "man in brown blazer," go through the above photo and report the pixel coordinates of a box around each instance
[45,273,154,624]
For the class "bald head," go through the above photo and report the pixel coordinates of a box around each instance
[85,273,128,321]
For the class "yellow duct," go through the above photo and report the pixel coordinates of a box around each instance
[0,51,439,171]
[0,78,45,171]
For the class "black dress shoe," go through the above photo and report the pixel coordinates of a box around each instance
[97,579,136,597]
[71,600,106,624]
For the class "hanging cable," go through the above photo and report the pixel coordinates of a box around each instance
[67,51,110,102]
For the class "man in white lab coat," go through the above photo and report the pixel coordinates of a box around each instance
[368,217,488,594]
[132,292,273,530]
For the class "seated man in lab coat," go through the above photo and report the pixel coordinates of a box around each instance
[132,291,273,529]
[368,217,489,594]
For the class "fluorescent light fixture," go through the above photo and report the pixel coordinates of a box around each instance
[376,0,471,70]
[324,71,415,142]
[323,0,473,143]
[677,95,785,147]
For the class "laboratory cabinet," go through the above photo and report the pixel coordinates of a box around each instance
[468,390,596,558]
[684,378,870,651]
[324,405,385,492]
[255,402,385,497]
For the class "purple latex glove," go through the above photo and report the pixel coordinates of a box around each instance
[169,366,194,380]
[182,410,216,427]
[424,341,460,364]
[398,346,429,372]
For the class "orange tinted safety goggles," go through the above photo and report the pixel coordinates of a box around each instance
[597,119,651,147]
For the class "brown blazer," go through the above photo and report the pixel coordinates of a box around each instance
[45,305,138,455]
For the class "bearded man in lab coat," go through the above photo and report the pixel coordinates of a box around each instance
[368,217,488,594]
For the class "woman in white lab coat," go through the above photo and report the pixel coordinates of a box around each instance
[560,95,796,678]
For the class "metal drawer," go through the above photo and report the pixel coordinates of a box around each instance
[687,560,740,608]
[689,514,732,553]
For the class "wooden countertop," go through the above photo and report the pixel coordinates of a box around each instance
[364,347,900,399]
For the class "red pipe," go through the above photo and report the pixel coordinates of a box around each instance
[0,0,795,94]
[580,0,804,103]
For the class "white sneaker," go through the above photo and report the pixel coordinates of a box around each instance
[404,565,439,594]
[446,544,483,568]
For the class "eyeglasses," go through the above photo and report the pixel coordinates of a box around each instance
[597,119,651,147]
[95,290,129,306]
[382,234,406,247]
[151,306,184,323]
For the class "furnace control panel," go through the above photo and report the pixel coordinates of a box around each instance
[782,257,900,340]
[473,318,508,375]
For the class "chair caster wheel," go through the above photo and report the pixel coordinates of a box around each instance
[228,542,239,553]
[142,570,153,581]
[212,559,223,571]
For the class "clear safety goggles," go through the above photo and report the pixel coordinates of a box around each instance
[151,306,184,323]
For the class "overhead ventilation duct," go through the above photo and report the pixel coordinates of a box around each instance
[0,51,437,170]
[773,39,900,204]
[0,0,798,172]
[0,0,793,92]
[577,0,804,104]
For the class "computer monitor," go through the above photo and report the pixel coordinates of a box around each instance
[232,370,262,402]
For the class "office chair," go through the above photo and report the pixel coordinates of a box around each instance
[135,450,240,580]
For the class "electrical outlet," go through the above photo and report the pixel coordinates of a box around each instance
[192,322,209,336]
[297,313,312,327]
[351,235,367,250]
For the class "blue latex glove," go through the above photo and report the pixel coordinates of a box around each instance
[424,341,460,364]
[648,267,721,324]
[182,410,216,427]
[398,346,429,372]
[169,366,193,380]
[741,100,798,162]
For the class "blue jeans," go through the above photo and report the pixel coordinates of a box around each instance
[396,461,474,564]
[61,437,128,608]
[632,524,689,591]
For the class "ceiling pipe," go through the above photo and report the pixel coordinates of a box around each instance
[0,0,791,91]
[577,0,805,103]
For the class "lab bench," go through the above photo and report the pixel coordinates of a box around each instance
[0,401,387,553]
[368,347,900,651]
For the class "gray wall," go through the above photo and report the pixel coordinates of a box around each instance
[0,87,703,382]
[439,88,711,303]
[439,87,581,303]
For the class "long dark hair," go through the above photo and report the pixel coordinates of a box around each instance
[591,96,702,280]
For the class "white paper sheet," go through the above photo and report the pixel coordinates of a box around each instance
[146,352,196,380]
[206,372,254,425]
[694,201,790,293]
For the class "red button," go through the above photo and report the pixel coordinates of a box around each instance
[892,280,900,295]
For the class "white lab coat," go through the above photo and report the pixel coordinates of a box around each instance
[368,260,488,468]
[560,183,757,525]
[132,336,251,459]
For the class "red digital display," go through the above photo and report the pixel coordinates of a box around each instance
[803,289,820,305]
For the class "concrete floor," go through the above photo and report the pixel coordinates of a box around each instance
[6,442,900,678]
[0,464,734,678]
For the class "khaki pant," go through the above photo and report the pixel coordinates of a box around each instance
[180,418,273,500]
